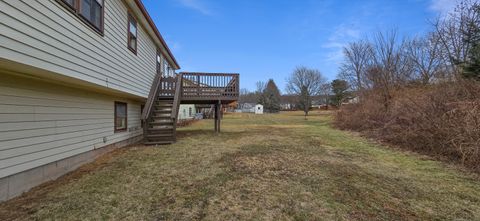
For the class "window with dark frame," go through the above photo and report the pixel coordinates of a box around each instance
[63,0,75,7]
[58,0,104,34]
[163,59,168,76]
[115,102,127,132]
[156,51,162,74]
[128,13,138,54]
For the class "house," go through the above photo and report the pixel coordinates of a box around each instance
[255,104,264,114]
[280,95,298,110]
[0,0,239,202]
[235,102,255,113]
[178,104,196,120]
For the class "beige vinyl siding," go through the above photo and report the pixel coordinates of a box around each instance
[0,0,159,98]
[0,73,143,178]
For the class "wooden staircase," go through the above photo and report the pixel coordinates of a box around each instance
[144,98,176,145]
[142,74,181,145]
[141,72,239,145]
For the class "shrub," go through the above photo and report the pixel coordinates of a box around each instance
[335,81,480,171]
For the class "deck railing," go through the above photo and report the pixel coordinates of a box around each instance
[180,72,239,101]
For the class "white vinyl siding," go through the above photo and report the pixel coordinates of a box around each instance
[0,0,161,98]
[0,73,143,178]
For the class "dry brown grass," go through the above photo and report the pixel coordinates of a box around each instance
[336,82,480,171]
[1,111,480,220]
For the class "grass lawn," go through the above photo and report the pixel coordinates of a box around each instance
[1,111,480,220]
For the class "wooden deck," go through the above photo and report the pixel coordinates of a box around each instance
[141,72,239,144]
[179,72,239,104]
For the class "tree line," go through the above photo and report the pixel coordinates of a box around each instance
[335,0,480,172]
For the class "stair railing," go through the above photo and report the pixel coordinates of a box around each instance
[171,74,183,141]
[142,72,163,126]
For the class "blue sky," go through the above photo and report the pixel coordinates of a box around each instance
[143,0,458,92]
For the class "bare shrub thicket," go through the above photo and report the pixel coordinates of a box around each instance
[335,0,480,171]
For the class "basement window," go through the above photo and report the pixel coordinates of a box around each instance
[128,13,138,54]
[115,102,127,132]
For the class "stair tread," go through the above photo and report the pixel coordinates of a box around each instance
[144,141,174,145]
[149,121,173,124]
[146,133,173,137]
[148,127,174,130]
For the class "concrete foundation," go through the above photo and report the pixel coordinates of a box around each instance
[0,135,143,202]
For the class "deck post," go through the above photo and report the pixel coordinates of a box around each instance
[214,103,218,133]
[214,100,221,133]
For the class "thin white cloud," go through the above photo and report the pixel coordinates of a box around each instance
[323,24,360,48]
[322,24,361,63]
[429,0,458,16]
[177,0,211,15]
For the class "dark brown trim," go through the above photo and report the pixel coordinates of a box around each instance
[114,101,128,133]
[56,0,105,36]
[133,0,180,69]
[127,12,138,55]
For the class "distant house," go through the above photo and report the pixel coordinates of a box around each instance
[255,104,264,114]
[280,95,298,110]
[343,96,360,105]
[178,104,196,120]
[236,103,256,113]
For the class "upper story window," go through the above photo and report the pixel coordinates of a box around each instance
[80,0,103,30]
[163,59,168,76]
[128,13,138,54]
[58,0,104,34]
[156,51,162,74]
[63,0,75,7]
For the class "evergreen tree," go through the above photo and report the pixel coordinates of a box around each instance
[463,43,480,80]
[263,79,281,113]
[461,3,480,80]
[331,79,350,106]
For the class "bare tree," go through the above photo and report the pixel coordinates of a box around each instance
[339,40,374,91]
[255,81,266,104]
[319,82,332,108]
[367,30,414,109]
[286,66,327,119]
[405,33,444,84]
[433,0,480,76]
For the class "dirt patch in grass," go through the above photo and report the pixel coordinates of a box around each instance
[1,112,480,220]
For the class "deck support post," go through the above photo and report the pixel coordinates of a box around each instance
[214,100,221,133]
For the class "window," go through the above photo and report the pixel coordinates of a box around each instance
[189,107,192,117]
[63,0,75,8]
[128,13,138,54]
[163,59,168,76]
[115,102,127,132]
[58,0,104,34]
[156,51,162,74]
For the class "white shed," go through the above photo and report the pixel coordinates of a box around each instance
[255,104,264,114]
